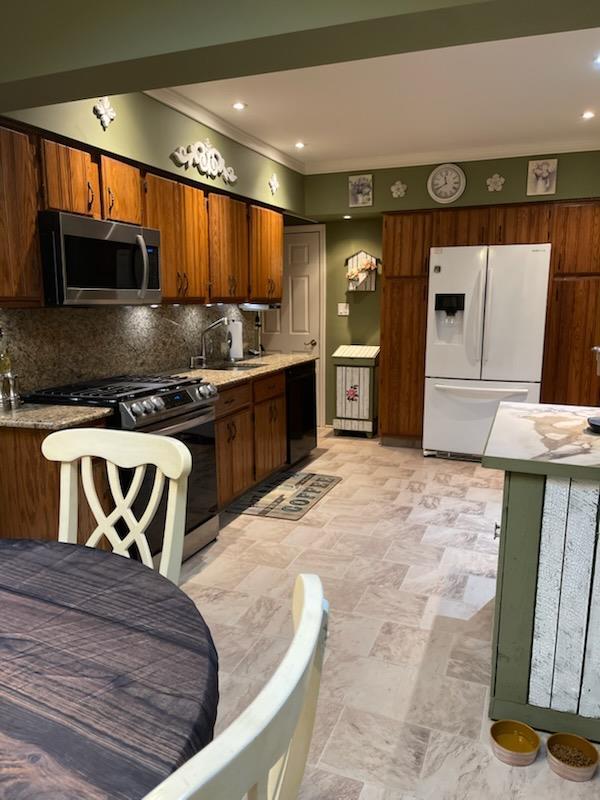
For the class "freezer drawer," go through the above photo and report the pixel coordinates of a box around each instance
[423,378,540,457]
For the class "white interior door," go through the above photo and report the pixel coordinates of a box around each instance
[482,244,551,382]
[262,227,325,424]
[425,246,488,379]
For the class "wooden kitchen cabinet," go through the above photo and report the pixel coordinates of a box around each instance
[208,193,249,301]
[382,212,432,277]
[100,155,143,224]
[41,139,100,217]
[431,206,490,246]
[550,202,600,275]
[490,203,552,245]
[541,276,600,406]
[379,277,428,438]
[254,394,287,481]
[249,205,284,301]
[0,126,42,306]
[215,407,255,507]
[144,174,208,301]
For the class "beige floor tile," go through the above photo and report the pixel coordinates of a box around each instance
[306,697,344,765]
[299,767,364,800]
[291,548,354,579]
[354,585,427,626]
[328,610,383,656]
[184,584,252,627]
[405,674,487,740]
[234,564,297,600]
[187,554,257,591]
[370,622,453,673]
[446,634,492,685]
[332,533,392,559]
[321,707,430,791]
[233,634,289,680]
[207,622,260,673]
[319,575,366,613]
[243,540,305,569]
[420,525,477,549]
[236,594,293,638]
[401,566,468,600]
[385,540,444,568]
[439,547,497,578]
[214,671,264,732]
[345,558,409,591]
[282,524,344,550]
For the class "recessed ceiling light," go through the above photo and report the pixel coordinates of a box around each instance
[232,102,246,111]
[295,141,305,149]
[594,54,600,67]
[343,215,352,220]
[582,110,595,120]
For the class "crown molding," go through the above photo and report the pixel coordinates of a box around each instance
[144,88,305,174]
[304,139,600,174]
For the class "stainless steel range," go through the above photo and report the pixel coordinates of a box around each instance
[28,374,220,562]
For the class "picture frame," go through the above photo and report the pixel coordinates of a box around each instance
[348,174,373,207]
[527,158,558,196]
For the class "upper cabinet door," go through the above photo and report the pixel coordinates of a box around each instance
[383,212,432,276]
[181,183,209,300]
[490,203,552,245]
[42,139,96,216]
[0,127,42,305]
[249,205,284,301]
[431,207,490,246]
[100,155,142,224]
[208,194,249,302]
[551,202,600,275]
[144,174,181,301]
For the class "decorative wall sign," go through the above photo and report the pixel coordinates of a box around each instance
[348,174,373,207]
[268,173,280,195]
[171,140,238,184]
[345,250,381,292]
[527,158,558,196]
[486,173,505,192]
[390,180,407,198]
[93,97,116,130]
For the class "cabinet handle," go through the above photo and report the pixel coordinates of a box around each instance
[498,224,503,243]
[557,254,562,272]
[231,421,237,440]
[183,273,189,296]
[176,272,182,295]
[273,403,278,422]
[269,402,274,423]
[107,186,115,213]
[224,397,235,406]
[87,180,95,211]
[232,276,237,296]
[226,421,233,443]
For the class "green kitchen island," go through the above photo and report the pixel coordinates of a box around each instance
[483,402,600,741]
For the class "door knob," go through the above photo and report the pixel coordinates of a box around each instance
[304,339,317,347]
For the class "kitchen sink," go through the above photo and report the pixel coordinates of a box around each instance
[203,362,263,371]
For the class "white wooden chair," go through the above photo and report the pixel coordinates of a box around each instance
[143,573,328,800]
[42,427,192,584]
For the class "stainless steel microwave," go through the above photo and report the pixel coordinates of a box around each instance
[39,211,161,305]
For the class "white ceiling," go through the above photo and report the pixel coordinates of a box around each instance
[151,28,600,174]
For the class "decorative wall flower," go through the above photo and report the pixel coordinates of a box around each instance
[93,97,116,130]
[486,173,505,192]
[390,180,407,198]
[268,173,280,195]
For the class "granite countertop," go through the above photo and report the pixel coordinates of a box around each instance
[482,401,600,479]
[177,352,318,388]
[0,403,113,431]
[0,354,317,431]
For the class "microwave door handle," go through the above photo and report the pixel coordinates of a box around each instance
[136,234,149,299]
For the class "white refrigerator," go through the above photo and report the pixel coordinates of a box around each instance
[423,244,551,457]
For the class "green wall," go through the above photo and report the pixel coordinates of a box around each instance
[306,150,600,220]
[8,93,305,215]
[325,219,382,422]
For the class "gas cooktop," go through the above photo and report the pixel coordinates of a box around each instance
[28,374,218,430]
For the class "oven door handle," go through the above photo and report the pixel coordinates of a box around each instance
[151,410,215,436]
[136,234,149,299]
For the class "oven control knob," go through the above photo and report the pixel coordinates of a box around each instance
[152,396,165,410]
[142,399,154,413]
[131,402,143,416]
[199,385,211,398]
[208,384,218,396]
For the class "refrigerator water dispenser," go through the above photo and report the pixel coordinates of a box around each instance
[434,293,465,343]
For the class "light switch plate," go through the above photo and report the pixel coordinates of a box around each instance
[337,303,350,316]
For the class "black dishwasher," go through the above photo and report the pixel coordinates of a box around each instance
[286,361,317,465]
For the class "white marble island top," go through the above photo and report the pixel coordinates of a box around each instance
[482,402,600,478]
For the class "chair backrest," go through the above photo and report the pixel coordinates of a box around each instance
[42,428,192,584]
[143,573,328,800]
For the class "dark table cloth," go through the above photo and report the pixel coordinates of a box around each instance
[0,539,219,800]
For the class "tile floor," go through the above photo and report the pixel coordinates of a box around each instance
[180,429,599,799]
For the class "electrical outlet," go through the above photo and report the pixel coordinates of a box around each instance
[337,303,350,316]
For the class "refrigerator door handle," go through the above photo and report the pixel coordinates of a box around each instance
[433,384,529,399]
[482,265,493,363]
[466,268,485,365]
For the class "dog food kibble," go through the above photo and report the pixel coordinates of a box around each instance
[549,743,594,768]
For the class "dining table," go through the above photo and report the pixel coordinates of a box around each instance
[0,538,219,800]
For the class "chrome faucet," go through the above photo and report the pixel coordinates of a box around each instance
[191,317,229,369]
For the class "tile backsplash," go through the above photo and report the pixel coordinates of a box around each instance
[0,304,254,393]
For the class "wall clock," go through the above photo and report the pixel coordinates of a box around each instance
[427,163,466,204]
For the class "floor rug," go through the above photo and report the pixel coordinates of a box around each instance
[226,470,341,520]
